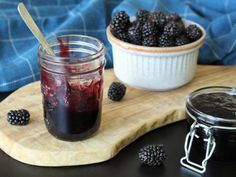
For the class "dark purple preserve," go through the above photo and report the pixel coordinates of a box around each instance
[39,35,105,141]
[191,92,236,120]
[41,70,103,141]
[185,87,236,162]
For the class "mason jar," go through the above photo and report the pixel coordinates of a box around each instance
[181,87,236,173]
[38,34,105,141]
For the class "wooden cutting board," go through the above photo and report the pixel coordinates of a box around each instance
[0,65,235,167]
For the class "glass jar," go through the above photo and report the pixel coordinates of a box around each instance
[38,35,105,141]
[181,87,236,173]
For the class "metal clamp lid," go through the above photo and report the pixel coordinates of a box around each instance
[181,108,236,174]
[180,120,216,174]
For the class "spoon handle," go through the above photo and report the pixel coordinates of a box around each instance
[17,2,56,56]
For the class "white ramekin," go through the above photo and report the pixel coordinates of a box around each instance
[106,20,206,91]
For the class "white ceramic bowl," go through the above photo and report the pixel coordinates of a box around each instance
[106,20,206,91]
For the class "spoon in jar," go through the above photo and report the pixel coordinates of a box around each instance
[17,2,56,56]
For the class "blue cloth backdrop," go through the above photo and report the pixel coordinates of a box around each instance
[0,0,236,91]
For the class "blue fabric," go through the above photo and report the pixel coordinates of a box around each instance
[0,0,236,91]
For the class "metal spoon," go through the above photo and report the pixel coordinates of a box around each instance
[17,2,56,56]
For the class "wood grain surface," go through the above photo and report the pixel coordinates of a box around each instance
[0,65,235,167]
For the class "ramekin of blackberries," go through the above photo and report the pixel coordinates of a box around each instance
[106,10,206,91]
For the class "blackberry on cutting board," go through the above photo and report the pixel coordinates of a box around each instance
[7,109,30,125]
[139,144,167,166]
[142,36,158,47]
[186,24,202,41]
[175,35,190,46]
[136,9,150,24]
[142,21,158,38]
[108,82,126,101]
[110,11,130,36]
[158,33,175,47]
[128,22,142,45]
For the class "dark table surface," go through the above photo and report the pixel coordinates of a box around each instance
[0,93,235,177]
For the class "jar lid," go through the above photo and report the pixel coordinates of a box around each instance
[186,86,236,126]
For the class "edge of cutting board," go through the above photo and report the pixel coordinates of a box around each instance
[0,65,235,166]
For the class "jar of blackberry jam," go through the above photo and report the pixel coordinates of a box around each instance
[38,35,105,141]
[181,87,236,173]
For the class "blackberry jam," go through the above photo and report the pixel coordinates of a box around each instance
[38,35,105,141]
[181,87,236,173]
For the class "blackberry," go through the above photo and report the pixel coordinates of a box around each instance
[175,35,190,46]
[158,33,175,47]
[7,109,30,125]
[114,31,130,42]
[136,9,150,24]
[148,11,167,29]
[110,11,130,36]
[108,82,126,101]
[166,12,181,22]
[128,21,142,45]
[139,144,167,166]
[142,36,158,47]
[186,24,202,41]
[163,21,184,37]
[142,21,158,38]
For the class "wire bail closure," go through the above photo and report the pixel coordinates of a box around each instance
[181,87,236,174]
[180,119,216,174]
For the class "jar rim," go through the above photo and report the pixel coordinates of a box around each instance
[186,86,236,125]
[38,34,105,63]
